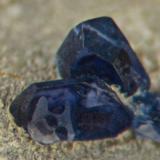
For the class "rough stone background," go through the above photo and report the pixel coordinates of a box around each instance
[0,0,160,159]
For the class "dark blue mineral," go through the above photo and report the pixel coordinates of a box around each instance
[56,17,150,96]
[10,79,133,144]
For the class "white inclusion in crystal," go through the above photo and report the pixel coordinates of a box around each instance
[53,89,75,141]
[74,26,80,35]
[31,96,49,121]
[27,96,59,144]
[85,88,104,108]
[84,83,113,108]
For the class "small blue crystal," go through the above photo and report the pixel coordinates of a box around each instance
[132,92,160,142]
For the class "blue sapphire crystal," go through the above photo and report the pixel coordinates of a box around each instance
[10,79,133,144]
[56,17,150,95]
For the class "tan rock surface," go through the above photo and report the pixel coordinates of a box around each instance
[0,0,160,159]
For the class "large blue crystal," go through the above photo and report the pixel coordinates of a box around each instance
[56,17,150,95]
[10,79,133,144]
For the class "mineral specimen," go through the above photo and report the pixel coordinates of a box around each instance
[10,17,160,145]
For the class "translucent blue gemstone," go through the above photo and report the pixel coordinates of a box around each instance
[56,17,150,96]
[10,79,133,144]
